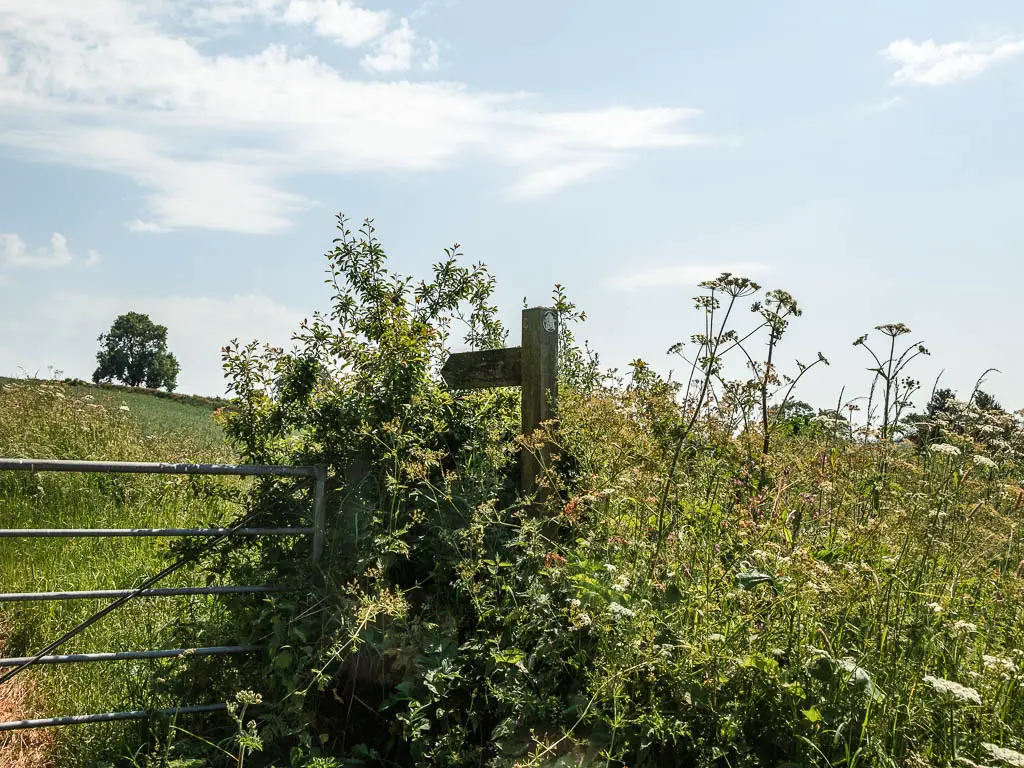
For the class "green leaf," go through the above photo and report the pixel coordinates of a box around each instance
[735,570,781,594]
[802,707,822,723]
[741,654,780,676]
[273,648,294,671]
[492,648,525,666]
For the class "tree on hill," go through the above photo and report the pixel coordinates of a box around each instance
[93,312,180,392]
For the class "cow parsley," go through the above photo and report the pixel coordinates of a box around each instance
[982,743,1024,767]
[924,675,982,704]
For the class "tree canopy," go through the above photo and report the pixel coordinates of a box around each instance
[92,312,180,392]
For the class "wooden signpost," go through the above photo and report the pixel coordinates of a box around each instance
[441,307,558,498]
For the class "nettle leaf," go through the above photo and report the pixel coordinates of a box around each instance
[802,707,823,724]
[735,569,782,594]
[741,654,781,677]
[571,573,615,605]
[491,648,526,666]
[273,648,294,671]
[807,651,883,702]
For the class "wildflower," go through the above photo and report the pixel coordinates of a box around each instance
[926,602,943,614]
[953,621,978,634]
[956,757,994,768]
[545,552,566,568]
[982,743,1024,768]
[611,576,630,592]
[604,564,617,573]
[608,602,634,619]
[235,689,263,706]
[119,405,130,412]
[708,633,725,642]
[929,443,961,457]
[973,455,999,469]
[923,675,982,704]
[983,655,1017,674]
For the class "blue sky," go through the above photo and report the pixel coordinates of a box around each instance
[2,0,1024,411]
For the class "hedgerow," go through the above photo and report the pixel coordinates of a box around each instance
[147,214,1024,768]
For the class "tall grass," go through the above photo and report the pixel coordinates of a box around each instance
[156,222,1023,767]
[0,380,247,766]
[531,379,1024,766]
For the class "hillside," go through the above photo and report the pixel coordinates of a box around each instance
[0,377,229,456]
[0,378,241,766]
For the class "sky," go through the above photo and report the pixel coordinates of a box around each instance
[2,0,1024,412]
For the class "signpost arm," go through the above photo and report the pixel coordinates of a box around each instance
[520,307,558,499]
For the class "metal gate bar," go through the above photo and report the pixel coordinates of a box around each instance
[0,458,315,477]
[0,527,314,537]
[0,645,261,666]
[0,586,287,601]
[0,459,327,563]
[0,703,232,731]
[0,457,326,732]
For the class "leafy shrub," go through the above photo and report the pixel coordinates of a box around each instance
[148,215,1024,768]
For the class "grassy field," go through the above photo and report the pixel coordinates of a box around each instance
[0,377,229,452]
[0,378,249,766]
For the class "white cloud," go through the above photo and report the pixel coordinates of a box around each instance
[182,0,390,47]
[0,232,76,268]
[864,96,904,114]
[423,40,441,71]
[127,219,171,233]
[282,0,389,47]
[28,292,306,395]
[361,18,415,73]
[883,36,1024,86]
[506,156,616,199]
[85,250,102,266]
[609,262,771,292]
[0,0,706,234]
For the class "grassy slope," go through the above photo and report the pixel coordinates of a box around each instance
[0,379,246,766]
[0,377,228,451]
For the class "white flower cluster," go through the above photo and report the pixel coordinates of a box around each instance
[929,443,961,457]
[972,455,999,469]
[982,743,1024,768]
[608,602,634,619]
[923,674,982,704]
[983,655,1017,674]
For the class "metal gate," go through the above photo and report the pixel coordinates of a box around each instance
[0,458,326,731]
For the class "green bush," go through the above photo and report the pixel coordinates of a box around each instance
[139,216,1024,768]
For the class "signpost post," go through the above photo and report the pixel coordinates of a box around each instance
[441,307,558,499]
